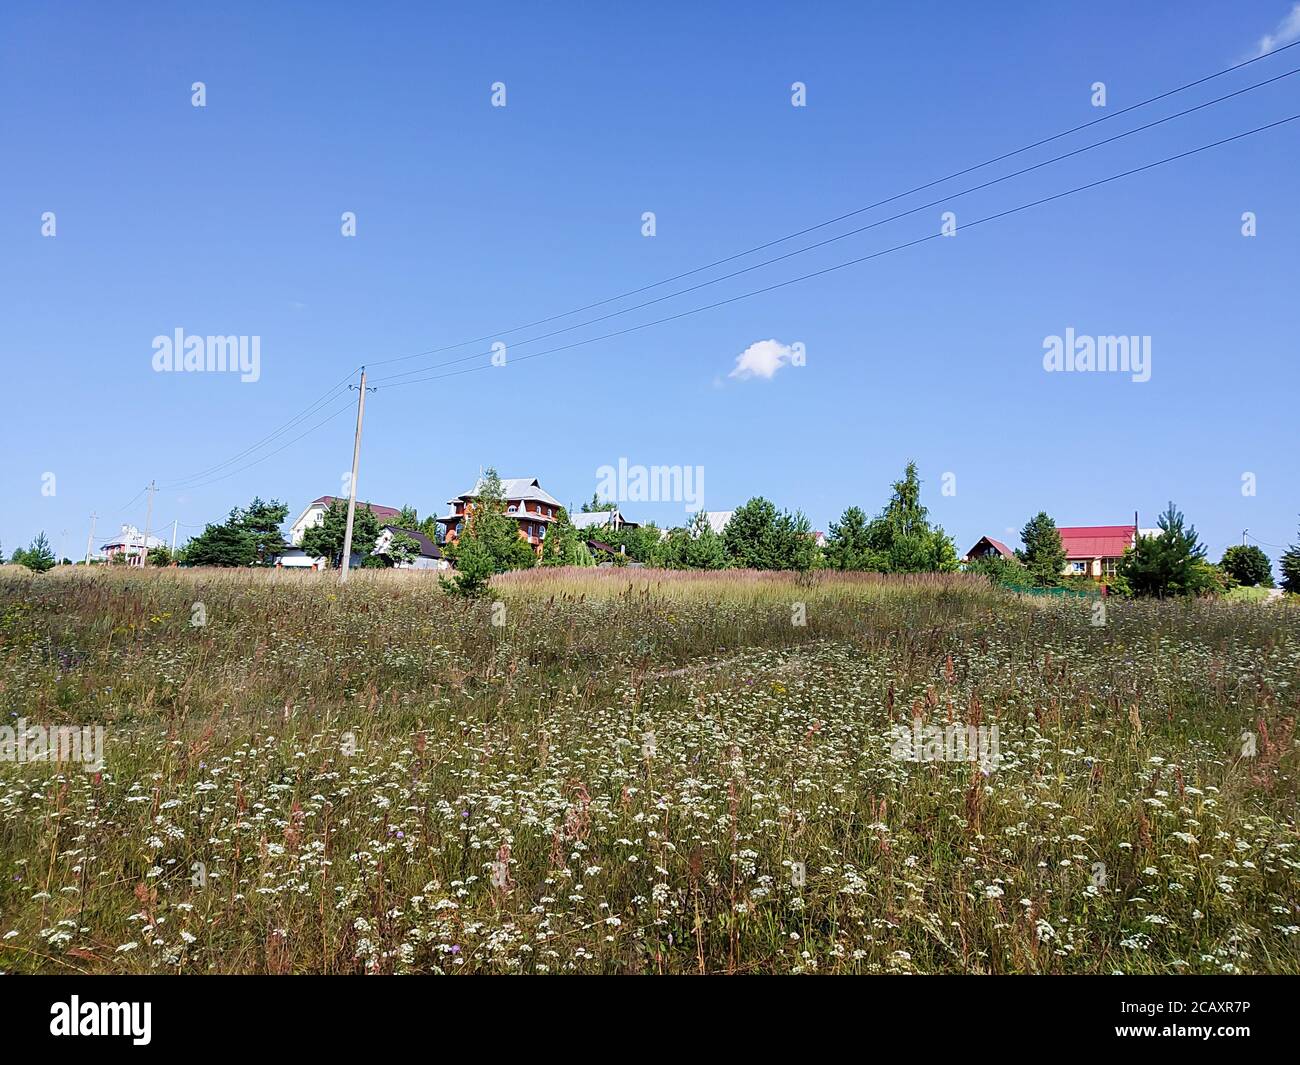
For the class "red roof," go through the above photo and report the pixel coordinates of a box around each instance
[311,496,402,519]
[1057,525,1135,559]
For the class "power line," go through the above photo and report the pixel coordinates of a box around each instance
[370,64,1300,386]
[164,394,358,493]
[132,44,1300,504]
[366,37,1300,372]
[159,367,359,490]
[376,111,1300,391]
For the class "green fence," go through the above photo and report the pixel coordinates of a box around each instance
[1001,583,1098,599]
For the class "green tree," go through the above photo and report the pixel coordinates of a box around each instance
[542,508,592,567]
[1279,521,1300,595]
[684,511,728,569]
[11,532,56,573]
[824,506,873,570]
[145,543,175,567]
[185,522,256,567]
[1017,512,1067,587]
[859,462,959,573]
[231,497,289,564]
[396,505,420,528]
[378,531,422,567]
[1119,502,1211,597]
[581,493,616,513]
[964,553,1025,586]
[301,500,381,568]
[441,467,535,595]
[722,498,779,569]
[1219,544,1273,588]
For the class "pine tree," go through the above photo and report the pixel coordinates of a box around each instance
[1279,521,1300,595]
[1119,501,1210,597]
[825,506,872,570]
[1017,512,1067,587]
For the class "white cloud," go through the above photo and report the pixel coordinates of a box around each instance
[728,338,794,381]
[1255,3,1300,56]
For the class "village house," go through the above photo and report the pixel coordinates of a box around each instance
[1058,524,1137,578]
[100,524,165,564]
[438,476,562,554]
[287,496,402,546]
[570,508,639,532]
[963,536,1017,563]
[374,526,448,570]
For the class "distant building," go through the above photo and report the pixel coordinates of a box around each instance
[438,476,562,554]
[1058,525,1137,578]
[571,508,639,532]
[963,536,1017,562]
[100,524,164,564]
[374,526,448,571]
[288,496,402,546]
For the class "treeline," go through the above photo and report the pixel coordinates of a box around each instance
[440,462,960,595]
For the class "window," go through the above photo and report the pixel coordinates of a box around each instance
[538,524,546,539]
[1070,561,1086,574]
[455,522,463,535]
[1102,557,1120,577]
[507,504,517,513]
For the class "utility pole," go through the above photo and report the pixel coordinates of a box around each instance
[171,519,178,556]
[340,368,373,583]
[84,512,98,566]
[140,480,156,568]
[1243,529,1249,546]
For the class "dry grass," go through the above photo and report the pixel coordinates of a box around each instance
[0,565,1297,973]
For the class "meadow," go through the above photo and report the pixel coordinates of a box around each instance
[0,565,1297,974]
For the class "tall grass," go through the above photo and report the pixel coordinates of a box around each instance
[0,566,1296,973]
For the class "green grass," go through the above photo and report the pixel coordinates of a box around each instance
[0,566,1297,974]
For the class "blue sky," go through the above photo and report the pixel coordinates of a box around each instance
[2,1,1298,566]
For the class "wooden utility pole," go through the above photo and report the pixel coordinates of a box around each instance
[140,480,156,567]
[84,512,97,565]
[339,368,372,584]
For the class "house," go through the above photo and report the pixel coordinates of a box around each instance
[438,477,562,554]
[963,536,1017,563]
[288,496,403,546]
[100,524,165,564]
[570,508,639,532]
[1058,525,1137,578]
[374,526,448,571]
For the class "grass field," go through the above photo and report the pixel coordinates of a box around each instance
[1,566,1297,974]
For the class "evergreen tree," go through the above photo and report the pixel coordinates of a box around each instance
[581,493,616,513]
[232,497,289,564]
[11,532,56,573]
[1119,501,1211,597]
[1279,521,1300,595]
[441,467,535,594]
[1219,544,1273,587]
[722,498,781,569]
[1017,512,1067,587]
[186,522,256,567]
[824,506,873,570]
[684,510,728,569]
